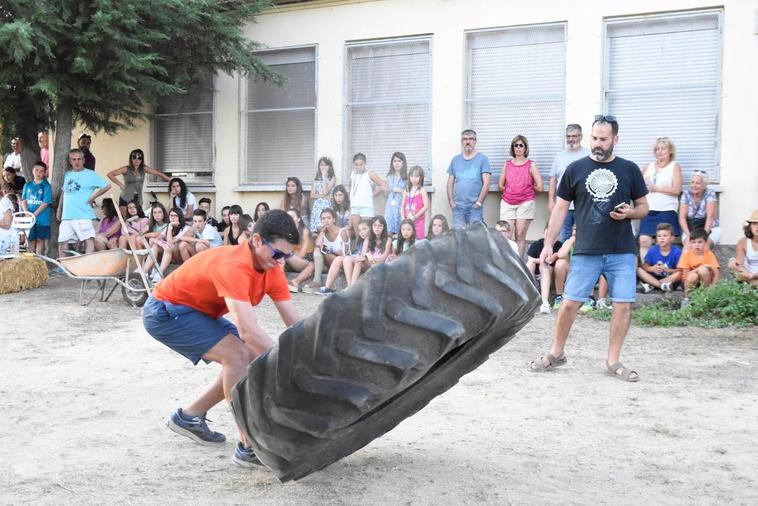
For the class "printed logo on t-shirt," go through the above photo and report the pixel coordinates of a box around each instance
[64,178,82,193]
[584,168,618,203]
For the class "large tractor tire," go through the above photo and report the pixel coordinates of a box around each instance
[231,223,540,481]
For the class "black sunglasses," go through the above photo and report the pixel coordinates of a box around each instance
[513,143,525,148]
[263,239,294,260]
[594,114,618,123]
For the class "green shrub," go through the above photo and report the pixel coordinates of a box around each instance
[589,281,758,327]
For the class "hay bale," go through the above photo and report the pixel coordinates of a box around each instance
[0,254,48,294]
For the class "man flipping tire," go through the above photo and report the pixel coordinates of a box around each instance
[143,209,300,467]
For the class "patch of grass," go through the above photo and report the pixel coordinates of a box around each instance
[590,281,758,328]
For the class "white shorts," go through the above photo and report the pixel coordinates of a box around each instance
[59,219,96,242]
[500,199,535,220]
[350,205,374,218]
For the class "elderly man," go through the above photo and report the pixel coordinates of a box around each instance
[548,124,590,242]
[446,129,491,228]
[56,149,111,256]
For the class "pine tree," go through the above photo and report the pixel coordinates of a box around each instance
[0,0,280,250]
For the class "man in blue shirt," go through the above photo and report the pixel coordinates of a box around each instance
[446,129,491,228]
[56,149,111,256]
[21,161,53,255]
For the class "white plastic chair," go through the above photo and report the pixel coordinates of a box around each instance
[12,211,36,255]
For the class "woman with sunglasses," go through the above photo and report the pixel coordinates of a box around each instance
[108,148,171,217]
[498,135,543,258]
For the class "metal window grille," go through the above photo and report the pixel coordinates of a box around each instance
[465,23,566,182]
[604,10,722,181]
[243,47,317,186]
[345,38,432,181]
[153,76,215,186]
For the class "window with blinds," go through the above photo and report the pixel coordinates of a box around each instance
[604,11,722,181]
[465,24,566,183]
[243,47,316,185]
[345,38,431,181]
[154,76,215,186]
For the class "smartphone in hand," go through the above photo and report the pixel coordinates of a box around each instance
[613,202,629,211]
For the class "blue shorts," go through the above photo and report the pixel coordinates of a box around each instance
[639,210,680,236]
[564,254,637,303]
[28,224,51,241]
[142,296,239,365]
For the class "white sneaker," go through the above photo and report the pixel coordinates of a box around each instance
[596,297,612,310]
[660,282,672,292]
[540,301,551,314]
[641,283,653,294]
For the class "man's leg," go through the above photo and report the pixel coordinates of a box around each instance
[603,253,639,380]
[538,262,552,302]
[452,205,466,229]
[549,299,582,358]
[607,302,632,366]
[183,372,225,417]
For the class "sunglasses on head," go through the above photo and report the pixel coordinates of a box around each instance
[594,114,618,123]
[262,239,294,260]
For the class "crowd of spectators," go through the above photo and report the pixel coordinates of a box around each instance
[2,124,755,303]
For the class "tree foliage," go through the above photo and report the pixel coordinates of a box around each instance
[0,0,279,170]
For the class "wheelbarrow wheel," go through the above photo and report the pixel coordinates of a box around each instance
[122,276,148,307]
[231,223,541,481]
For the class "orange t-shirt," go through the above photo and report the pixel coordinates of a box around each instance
[677,249,720,271]
[153,244,290,319]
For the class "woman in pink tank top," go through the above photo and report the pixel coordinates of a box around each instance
[497,135,543,257]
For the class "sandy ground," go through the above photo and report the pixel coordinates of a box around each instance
[1,274,757,505]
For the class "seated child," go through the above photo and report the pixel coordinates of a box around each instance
[728,211,758,287]
[284,209,315,292]
[494,220,519,255]
[197,197,219,229]
[387,219,416,262]
[178,208,223,261]
[526,231,562,314]
[677,228,720,307]
[427,214,450,240]
[636,223,683,292]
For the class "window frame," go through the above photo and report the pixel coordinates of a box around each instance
[148,75,217,192]
[602,9,723,183]
[237,44,319,190]
[342,35,433,185]
[463,22,568,189]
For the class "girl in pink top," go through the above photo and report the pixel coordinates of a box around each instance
[497,135,543,257]
[401,165,430,239]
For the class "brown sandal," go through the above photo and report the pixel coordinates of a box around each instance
[606,361,639,382]
[528,353,567,372]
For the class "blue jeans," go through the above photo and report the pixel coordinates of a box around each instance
[559,210,575,243]
[452,201,483,228]
[564,253,637,303]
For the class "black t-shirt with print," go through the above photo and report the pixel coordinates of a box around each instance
[557,155,647,255]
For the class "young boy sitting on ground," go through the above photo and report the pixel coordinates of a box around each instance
[197,197,219,229]
[677,228,720,308]
[636,223,682,293]
[526,229,562,314]
[178,209,223,261]
[494,220,519,255]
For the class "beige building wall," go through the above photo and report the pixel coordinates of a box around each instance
[90,0,758,242]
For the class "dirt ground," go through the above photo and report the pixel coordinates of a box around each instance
[2,274,757,505]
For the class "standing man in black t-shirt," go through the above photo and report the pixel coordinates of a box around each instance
[529,116,649,382]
